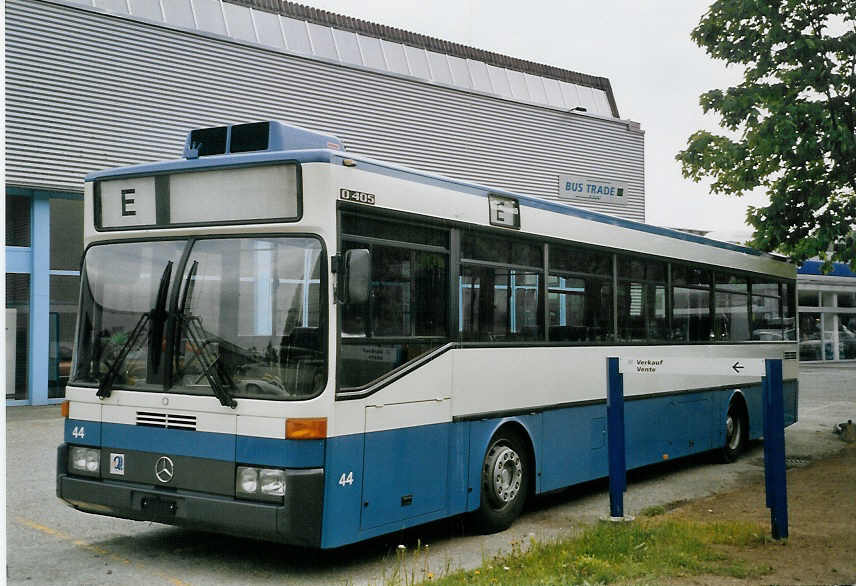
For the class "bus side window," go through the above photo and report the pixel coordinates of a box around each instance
[714,272,749,341]
[671,264,712,342]
[339,221,449,389]
[459,232,543,342]
[616,256,667,342]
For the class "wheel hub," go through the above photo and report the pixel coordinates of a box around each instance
[486,445,522,505]
[726,414,741,450]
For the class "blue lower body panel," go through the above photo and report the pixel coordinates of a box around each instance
[321,422,470,548]
[320,380,798,548]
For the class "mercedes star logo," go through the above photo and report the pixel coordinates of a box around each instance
[155,456,175,483]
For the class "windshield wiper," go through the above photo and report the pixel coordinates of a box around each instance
[176,261,237,409]
[97,261,173,399]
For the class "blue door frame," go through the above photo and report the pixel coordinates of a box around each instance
[6,187,82,406]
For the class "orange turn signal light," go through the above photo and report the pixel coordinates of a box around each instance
[286,417,327,440]
[61,400,70,418]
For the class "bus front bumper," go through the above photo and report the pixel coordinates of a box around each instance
[56,446,324,547]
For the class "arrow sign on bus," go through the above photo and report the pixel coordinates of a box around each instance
[619,358,766,377]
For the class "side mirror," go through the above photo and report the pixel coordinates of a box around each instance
[344,249,370,305]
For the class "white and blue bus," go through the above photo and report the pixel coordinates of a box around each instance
[58,121,798,548]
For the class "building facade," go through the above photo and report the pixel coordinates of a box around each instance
[797,262,856,362]
[5,0,646,404]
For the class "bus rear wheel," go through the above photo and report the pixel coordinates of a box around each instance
[473,429,529,533]
[722,401,748,463]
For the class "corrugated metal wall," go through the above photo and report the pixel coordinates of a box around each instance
[6,0,645,221]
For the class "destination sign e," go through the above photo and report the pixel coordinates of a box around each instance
[99,177,157,227]
[488,194,520,229]
[95,164,299,230]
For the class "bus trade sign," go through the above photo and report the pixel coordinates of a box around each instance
[558,175,627,205]
[619,358,766,377]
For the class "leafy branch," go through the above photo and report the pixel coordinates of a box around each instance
[677,0,856,270]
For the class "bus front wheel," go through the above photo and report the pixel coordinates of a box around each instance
[473,429,529,533]
[722,401,748,463]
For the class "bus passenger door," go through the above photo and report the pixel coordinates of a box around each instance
[361,398,451,530]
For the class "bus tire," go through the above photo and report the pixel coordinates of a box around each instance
[473,429,530,533]
[722,401,748,463]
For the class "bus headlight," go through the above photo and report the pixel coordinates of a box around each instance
[259,469,285,497]
[69,446,100,474]
[237,467,259,494]
[236,466,286,500]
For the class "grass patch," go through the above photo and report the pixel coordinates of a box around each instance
[429,519,772,585]
[638,505,666,517]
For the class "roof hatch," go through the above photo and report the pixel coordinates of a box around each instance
[183,121,344,158]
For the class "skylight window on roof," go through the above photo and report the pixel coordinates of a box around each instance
[333,29,363,66]
[506,69,530,100]
[358,35,387,70]
[426,51,453,85]
[162,0,196,29]
[447,55,472,89]
[467,59,493,93]
[112,0,617,118]
[577,85,597,113]
[404,45,430,80]
[223,3,255,42]
[381,40,410,75]
[282,16,312,55]
[524,73,548,105]
[559,81,582,109]
[486,65,512,97]
[253,9,284,47]
[591,89,612,115]
[308,22,338,60]
[543,78,565,108]
[94,0,129,14]
[192,0,226,35]
[128,0,163,21]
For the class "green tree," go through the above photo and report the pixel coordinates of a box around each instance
[677,1,856,268]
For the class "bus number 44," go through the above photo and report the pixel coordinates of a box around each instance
[72,426,86,439]
[338,472,354,487]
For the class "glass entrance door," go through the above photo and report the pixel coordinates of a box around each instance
[822,313,836,361]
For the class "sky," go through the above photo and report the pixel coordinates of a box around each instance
[295,0,766,239]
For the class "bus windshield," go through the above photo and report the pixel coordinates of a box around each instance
[72,236,326,401]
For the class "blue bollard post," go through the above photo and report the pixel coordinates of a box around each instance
[606,357,626,519]
[762,358,788,539]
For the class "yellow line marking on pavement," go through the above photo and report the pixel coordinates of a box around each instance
[15,517,189,586]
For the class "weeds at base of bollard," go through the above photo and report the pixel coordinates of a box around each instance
[600,515,635,523]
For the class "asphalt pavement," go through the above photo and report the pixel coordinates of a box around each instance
[6,363,855,585]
